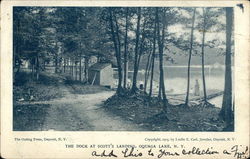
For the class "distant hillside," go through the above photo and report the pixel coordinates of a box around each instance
[134,45,235,70]
[164,46,226,66]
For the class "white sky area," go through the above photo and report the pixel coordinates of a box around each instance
[168,8,227,49]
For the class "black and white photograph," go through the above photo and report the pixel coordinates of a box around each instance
[13,6,235,132]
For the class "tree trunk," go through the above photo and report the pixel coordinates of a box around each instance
[185,8,196,106]
[32,60,35,79]
[59,56,62,73]
[158,56,162,99]
[14,17,21,81]
[36,54,39,81]
[156,8,168,107]
[55,57,58,73]
[63,58,66,73]
[67,58,70,73]
[84,57,89,83]
[71,59,74,80]
[144,49,152,93]
[220,7,233,126]
[131,7,142,93]
[123,7,129,88]
[137,21,146,67]
[75,60,77,81]
[79,56,82,82]
[149,16,157,97]
[13,46,16,81]
[70,58,73,78]
[201,8,208,104]
[79,41,82,81]
[43,60,46,71]
[145,54,153,93]
[55,42,59,74]
[135,23,147,91]
[113,12,123,93]
[108,8,123,94]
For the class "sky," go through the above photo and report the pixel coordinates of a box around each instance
[168,7,227,49]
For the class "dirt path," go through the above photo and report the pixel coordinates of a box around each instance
[42,86,143,131]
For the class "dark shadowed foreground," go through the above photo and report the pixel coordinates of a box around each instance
[104,92,230,131]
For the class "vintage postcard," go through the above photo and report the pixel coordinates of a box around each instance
[1,0,249,158]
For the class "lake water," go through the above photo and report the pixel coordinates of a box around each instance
[128,66,225,93]
[121,66,234,108]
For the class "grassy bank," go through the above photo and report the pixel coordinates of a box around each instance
[14,72,65,102]
[104,92,230,131]
[64,77,111,94]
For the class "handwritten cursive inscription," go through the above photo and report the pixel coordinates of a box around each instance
[231,145,248,159]
[92,150,117,158]
[157,149,180,158]
[90,145,249,159]
[121,147,143,157]
[182,146,219,155]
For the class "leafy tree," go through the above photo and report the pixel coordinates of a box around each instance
[131,7,142,93]
[108,8,123,94]
[185,8,197,106]
[123,8,129,88]
[13,7,53,80]
[148,9,158,97]
[196,8,224,106]
[156,7,168,108]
